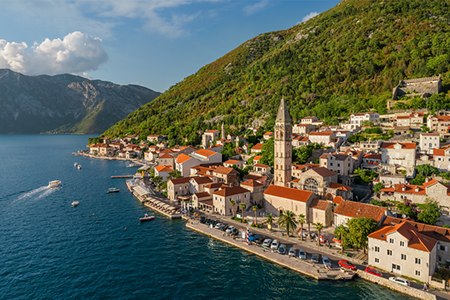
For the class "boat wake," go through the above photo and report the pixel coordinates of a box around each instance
[16,186,56,201]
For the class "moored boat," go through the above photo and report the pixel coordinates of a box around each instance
[71,201,80,207]
[48,180,62,188]
[139,213,155,222]
[107,187,120,193]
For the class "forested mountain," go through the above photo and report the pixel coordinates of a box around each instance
[104,0,450,144]
[0,69,160,134]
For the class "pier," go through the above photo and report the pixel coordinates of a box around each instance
[111,175,133,179]
[126,180,182,219]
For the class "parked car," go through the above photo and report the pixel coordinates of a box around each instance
[225,226,235,234]
[298,249,307,260]
[310,253,320,263]
[255,236,266,245]
[389,277,409,286]
[364,267,382,277]
[262,238,272,248]
[248,233,261,242]
[288,248,297,257]
[200,216,206,224]
[219,224,228,231]
[278,244,287,255]
[270,239,279,250]
[214,222,223,229]
[338,260,357,271]
[322,256,332,269]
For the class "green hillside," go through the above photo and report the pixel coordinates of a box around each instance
[104,0,450,144]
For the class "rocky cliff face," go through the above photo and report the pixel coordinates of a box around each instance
[0,69,160,133]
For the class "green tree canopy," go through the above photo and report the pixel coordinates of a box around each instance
[417,199,441,225]
[347,217,378,253]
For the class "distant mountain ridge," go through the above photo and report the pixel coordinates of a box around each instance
[0,69,160,134]
[104,0,450,144]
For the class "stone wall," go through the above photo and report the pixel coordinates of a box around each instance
[356,270,437,300]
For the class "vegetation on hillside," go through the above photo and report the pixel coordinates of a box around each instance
[104,0,450,144]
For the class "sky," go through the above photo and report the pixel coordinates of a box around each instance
[0,0,340,92]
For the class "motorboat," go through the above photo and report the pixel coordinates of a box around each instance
[48,180,62,188]
[71,201,80,207]
[107,188,120,193]
[139,213,155,222]
[77,164,82,170]
[74,162,79,167]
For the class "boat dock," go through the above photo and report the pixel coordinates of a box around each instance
[111,175,133,179]
[186,221,355,281]
[126,180,182,219]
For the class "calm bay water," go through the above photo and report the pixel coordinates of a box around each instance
[0,135,412,299]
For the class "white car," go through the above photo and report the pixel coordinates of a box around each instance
[288,248,297,257]
[225,226,235,234]
[322,256,332,269]
[298,249,307,260]
[262,238,272,248]
[389,277,409,286]
[270,239,279,250]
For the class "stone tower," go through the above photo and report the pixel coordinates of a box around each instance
[274,97,292,187]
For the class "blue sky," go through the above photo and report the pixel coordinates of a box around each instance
[0,0,339,92]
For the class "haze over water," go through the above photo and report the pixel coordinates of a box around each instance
[0,135,412,299]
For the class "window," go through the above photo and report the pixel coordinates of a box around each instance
[400,241,405,246]
[389,238,394,244]
[415,270,421,276]
[387,250,392,256]
[392,264,400,271]
[401,254,406,260]
[374,246,380,253]
[439,245,447,252]
[375,258,379,263]
[415,258,421,264]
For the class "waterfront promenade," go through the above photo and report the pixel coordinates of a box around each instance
[186,220,355,281]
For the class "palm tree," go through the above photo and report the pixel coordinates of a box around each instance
[278,210,298,237]
[239,203,246,223]
[265,213,274,231]
[252,205,258,226]
[315,223,324,246]
[297,214,306,240]
[229,199,236,218]
[334,225,348,253]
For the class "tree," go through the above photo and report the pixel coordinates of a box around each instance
[265,213,274,231]
[239,203,247,223]
[260,138,274,167]
[297,214,306,240]
[416,164,439,177]
[315,223,324,246]
[278,210,297,236]
[252,205,258,225]
[417,200,441,225]
[221,142,237,161]
[373,182,384,195]
[396,201,417,219]
[354,168,378,184]
[347,218,378,253]
[168,169,182,180]
[334,225,350,253]
[229,199,237,218]
[152,176,163,191]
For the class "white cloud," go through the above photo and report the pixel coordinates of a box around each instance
[302,11,319,23]
[0,32,108,76]
[243,0,269,16]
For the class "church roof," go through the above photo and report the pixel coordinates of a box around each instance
[276,97,292,124]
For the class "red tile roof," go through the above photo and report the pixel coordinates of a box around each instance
[155,165,173,172]
[328,182,352,191]
[333,196,344,205]
[381,142,416,149]
[205,130,219,133]
[309,131,333,136]
[195,149,218,158]
[213,166,238,175]
[176,153,192,164]
[224,159,241,165]
[213,186,250,197]
[252,143,263,150]
[169,177,191,185]
[159,153,174,159]
[334,200,386,222]
[369,221,437,253]
[381,183,426,195]
[241,179,263,187]
[194,192,211,199]
[310,199,330,211]
[382,216,450,243]
[264,185,313,203]
[191,176,213,185]
[311,167,337,178]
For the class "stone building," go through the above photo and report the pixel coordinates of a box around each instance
[274,98,292,187]
[392,76,442,100]
[380,142,416,176]
[419,133,440,154]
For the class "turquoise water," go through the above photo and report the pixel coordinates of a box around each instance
[0,135,412,299]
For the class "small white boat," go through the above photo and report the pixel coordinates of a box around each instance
[77,164,82,170]
[139,213,155,222]
[107,187,120,193]
[71,201,80,207]
[48,180,62,188]
[74,162,79,167]
[127,162,138,168]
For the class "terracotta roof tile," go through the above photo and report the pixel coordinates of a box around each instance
[241,179,263,187]
[334,200,386,222]
[213,166,238,175]
[191,176,213,185]
[175,153,192,164]
[309,131,333,136]
[194,149,218,158]
[155,165,173,172]
[310,199,330,211]
[252,143,264,150]
[194,192,211,199]
[213,186,250,197]
[381,142,416,149]
[311,167,336,178]
[264,185,313,203]
[169,177,191,184]
[369,221,437,252]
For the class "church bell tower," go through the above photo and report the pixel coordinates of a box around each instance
[274,97,292,187]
